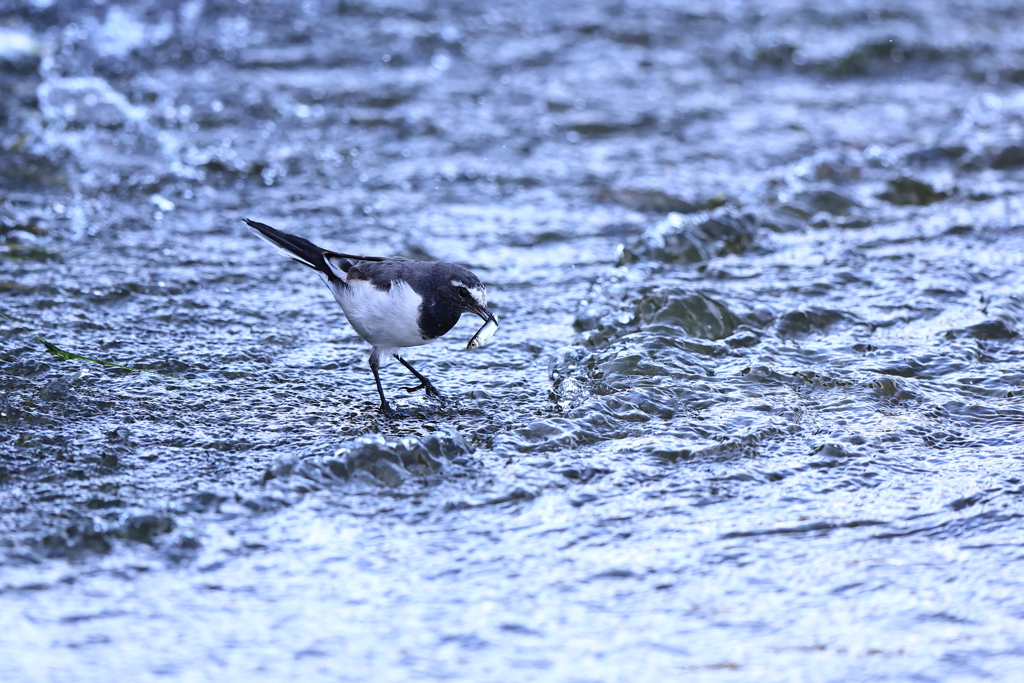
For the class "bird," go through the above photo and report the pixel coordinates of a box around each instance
[244,218,497,416]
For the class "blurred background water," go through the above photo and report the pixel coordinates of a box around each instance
[2,0,1024,680]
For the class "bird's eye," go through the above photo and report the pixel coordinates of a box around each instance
[458,287,470,299]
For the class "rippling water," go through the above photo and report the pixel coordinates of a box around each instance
[2,0,1024,680]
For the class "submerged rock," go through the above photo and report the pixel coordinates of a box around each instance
[878,176,949,205]
[946,319,1018,340]
[576,283,741,348]
[784,189,861,217]
[777,308,854,336]
[41,520,112,558]
[119,514,175,543]
[38,378,72,403]
[637,291,740,340]
[991,145,1024,170]
[602,186,726,214]
[265,429,471,489]
[616,208,759,266]
[906,146,966,166]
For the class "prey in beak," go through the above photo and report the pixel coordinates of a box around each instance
[466,304,499,351]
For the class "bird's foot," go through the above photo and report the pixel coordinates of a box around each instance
[401,380,444,401]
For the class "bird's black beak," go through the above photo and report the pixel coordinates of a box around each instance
[469,303,497,325]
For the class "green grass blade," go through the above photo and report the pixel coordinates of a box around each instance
[0,310,214,385]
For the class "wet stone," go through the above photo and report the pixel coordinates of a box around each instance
[865,376,919,402]
[576,279,744,351]
[38,378,72,402]
[184,492,228,514]
[789,189,861,216]
[759,212,805,233]
[906,146,966,167]
[776,308,853,337]
[566,111,657,137]
[602,187,724,214]
[637,291,740,340]
[990,145,1024,170]
[617,208,760,266]
[812,442,861,462]
[119,514,175,544]
[878,176,950,206]
[106,426,133,445]
[947,319,1018,340]
[265,429,469,489]
[725,329,761,348]
[165,530,203,564]
[41,521,112,558]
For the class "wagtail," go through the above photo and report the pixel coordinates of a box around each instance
[244,219,498,416]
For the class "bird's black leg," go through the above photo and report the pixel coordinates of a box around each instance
[395,355,443,400]
[369,347,400,416]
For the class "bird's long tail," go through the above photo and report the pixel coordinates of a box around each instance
[244,219,387,274]
[244,218,330,271]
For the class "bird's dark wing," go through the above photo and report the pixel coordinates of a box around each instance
[348,258,432,292]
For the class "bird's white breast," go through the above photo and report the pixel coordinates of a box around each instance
[327,277,428,349]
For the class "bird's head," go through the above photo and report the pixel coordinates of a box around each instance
[441,265,495,324]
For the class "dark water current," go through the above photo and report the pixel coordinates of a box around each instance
[2,0,1024,680]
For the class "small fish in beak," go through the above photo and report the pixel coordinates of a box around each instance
[467,314,499,350]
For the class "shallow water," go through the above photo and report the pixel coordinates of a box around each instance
[2,0,1024,680]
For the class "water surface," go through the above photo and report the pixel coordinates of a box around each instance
[2,0,1024,680]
